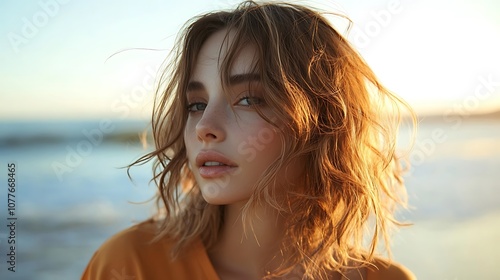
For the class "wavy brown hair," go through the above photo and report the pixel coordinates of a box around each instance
[132,1,415,279]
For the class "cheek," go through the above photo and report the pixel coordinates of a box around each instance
[184,120,196,148]
[183,123,198,172]
[247,123,304,184]
[240,123,282,166]
[259,130,282,162]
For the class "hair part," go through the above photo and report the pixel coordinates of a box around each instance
[130,1,416,279]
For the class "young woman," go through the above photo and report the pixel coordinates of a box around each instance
[82,1,416,279]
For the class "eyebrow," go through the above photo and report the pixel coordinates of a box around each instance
[186,73,261,92]
[229,73,260,84]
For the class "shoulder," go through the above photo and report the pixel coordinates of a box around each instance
[81,219,169,279]
[81,219,219,280]
[90,219,170,259]
[366,257,416,280]
[94,219,159,248]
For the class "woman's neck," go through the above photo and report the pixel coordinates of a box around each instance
[207,201,286,280]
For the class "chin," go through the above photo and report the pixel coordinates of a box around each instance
[199,184,251,206]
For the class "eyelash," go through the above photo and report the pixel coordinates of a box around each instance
[237,96,262,106]
[186,102,206,112]
[186,96,262,112]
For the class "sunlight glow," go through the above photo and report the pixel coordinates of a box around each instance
[0,0,499,119]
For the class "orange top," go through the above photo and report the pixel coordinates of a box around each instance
[81,220,415,280]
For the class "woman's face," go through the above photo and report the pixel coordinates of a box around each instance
[184,29,302,205]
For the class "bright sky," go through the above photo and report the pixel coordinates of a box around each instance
[1,0,499,120]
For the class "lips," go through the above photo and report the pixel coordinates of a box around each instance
[195,150,238,178]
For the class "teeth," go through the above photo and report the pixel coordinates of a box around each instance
[204,161,225,166]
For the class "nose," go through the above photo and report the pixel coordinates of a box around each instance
[195,104,226,143]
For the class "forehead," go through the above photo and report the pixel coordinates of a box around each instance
[189,29,258,81]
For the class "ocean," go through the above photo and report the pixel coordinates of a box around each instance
[0,118,499,279]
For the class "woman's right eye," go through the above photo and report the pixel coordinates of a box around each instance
[187,102,207,112]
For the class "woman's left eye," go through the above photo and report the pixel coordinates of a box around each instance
[236,96,262,106]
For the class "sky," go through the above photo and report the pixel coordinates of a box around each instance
[0,0,499,120]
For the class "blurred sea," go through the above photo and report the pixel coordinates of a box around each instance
[0,118,499,279]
